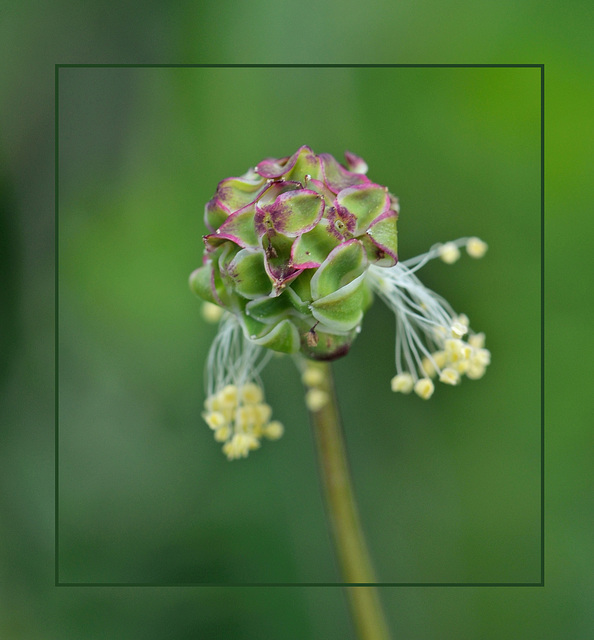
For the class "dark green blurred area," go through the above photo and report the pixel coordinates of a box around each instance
[1,3,592,639]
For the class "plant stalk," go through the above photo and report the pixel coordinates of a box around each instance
[305,360,392,640]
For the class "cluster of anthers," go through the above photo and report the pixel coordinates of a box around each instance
[368,236,490,400]
[201,312,284,460]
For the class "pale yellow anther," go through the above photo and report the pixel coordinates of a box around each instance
[305,388,329,411]
[453,359,470,374]
[213,424,232,442]
[222,433,260,460]
[460,344,473,360]
[472,348,491,367]
[251,422,264,439]
[444,338,466,363]
[240,382,264,405]
[451,321,468,338]
[432,351,448,369]
[466,237,488,259]
[235,405,256,430]
[219,405,234,423]
[218,384,239,408]
[439,367,460,385]
[203,411,227,430]
[466,363,486,380]
[445,339,465,359]
[204,395,221,412]
[301,366,325,388]
[254,403,272,426]
[421,358,438,378]
[421,358,446,378]
[391,372,415,393]
[264,420,284,440]
[414,378,435,399]
[201,301,224,324]
[468,332,486,349]
[439,242,461,264]
[456,313,470,327]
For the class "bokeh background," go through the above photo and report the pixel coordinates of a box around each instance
[1,3,592,639]
[56,65,541,587]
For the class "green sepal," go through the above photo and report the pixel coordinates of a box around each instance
[269,190,324,237]
[361,279,374,312]
[335,184,390,235]
[225,248,273,300]
[216,203,259,247]
[310,239,367,300]
[216,175,266,211]
[305,177,336,202]
[288,270,314,306]
[245,293,292,324]
[189,264,216,303]
[204,198,230,231]
[285,287,312,316]
[261,232,300,290]
[291,219,340,267]
[284,147,323,183]
[365,212,398,266]
[310,273,366,332]
[215,242,240,306]
[249,318,300,354]
[241,311,269,338]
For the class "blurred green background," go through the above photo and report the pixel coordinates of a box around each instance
[56,65,541,586]
[1,3,592,639]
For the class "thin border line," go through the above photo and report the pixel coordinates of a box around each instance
[55,63,544,588]
[540,64,545,587]
[55,63,542,69]
[55,63,60,588]
[55,582,544,588]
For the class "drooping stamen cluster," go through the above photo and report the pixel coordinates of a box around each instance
[202,313,284,459]
[367,237,491,399]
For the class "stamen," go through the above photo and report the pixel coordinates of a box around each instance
[368,236,490,399]
[466,237,488,258]
[451,321,468,338]
[438,242,461,264]
[439,368,460,385]
[414,378,434,399]
[391,373,414,393]
[202,301,224,323]
[264,421,284,440]
[305,388,329,412]
[301,366,325,388]
[202,313,282,459]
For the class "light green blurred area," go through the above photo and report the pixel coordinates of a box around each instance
[1,4,592,640]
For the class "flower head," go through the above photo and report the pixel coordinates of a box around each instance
[190,147,490,457]
[190,146,398,364]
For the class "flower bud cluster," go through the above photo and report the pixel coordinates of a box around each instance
[190,146,399,362]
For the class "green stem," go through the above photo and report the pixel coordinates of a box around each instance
[305,360,392,640]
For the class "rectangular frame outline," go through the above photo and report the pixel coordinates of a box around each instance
[55,63,544,588]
